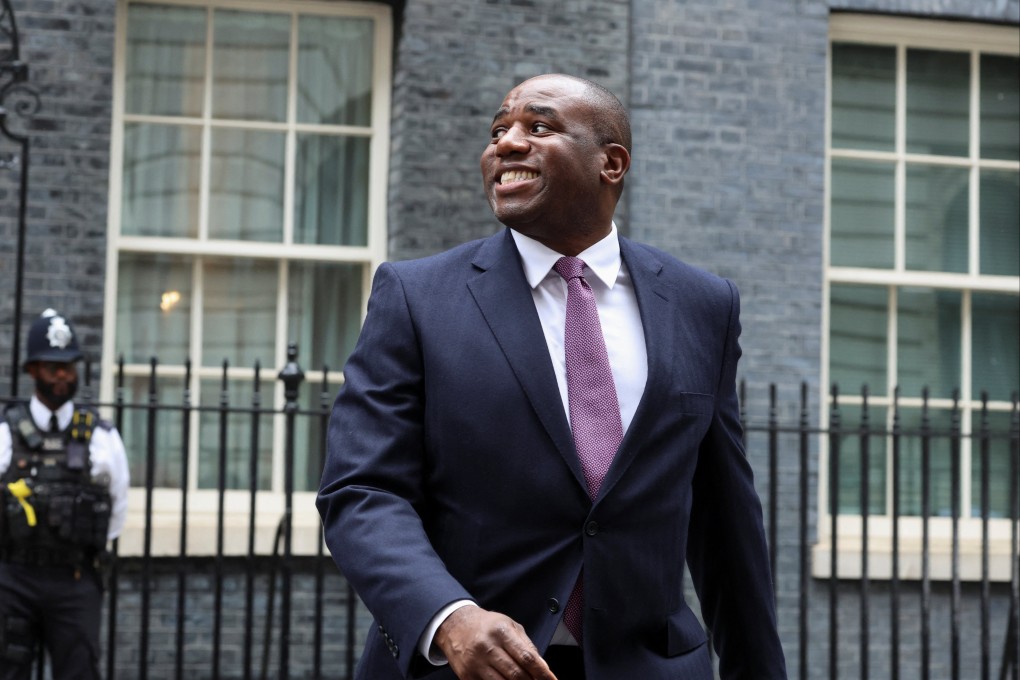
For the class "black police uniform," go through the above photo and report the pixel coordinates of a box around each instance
[0,311,120,680]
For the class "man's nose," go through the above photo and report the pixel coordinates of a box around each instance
[495,125,529,156]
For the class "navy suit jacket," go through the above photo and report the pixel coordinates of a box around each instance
[316,229,787,679]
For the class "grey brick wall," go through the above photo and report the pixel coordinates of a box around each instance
[1,0,1016,676]
[386,0,631,261]
[100,558,373,679]
[0,0,116,398]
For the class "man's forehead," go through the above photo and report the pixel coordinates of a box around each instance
[495,77,588,119]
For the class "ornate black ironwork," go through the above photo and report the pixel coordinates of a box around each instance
[1,0,39,397]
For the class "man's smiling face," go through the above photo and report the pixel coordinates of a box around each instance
[480,75,608,252]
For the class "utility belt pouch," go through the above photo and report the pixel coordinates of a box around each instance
[74,485,111,551]
[1,483,36,543]
[0,612,36,664]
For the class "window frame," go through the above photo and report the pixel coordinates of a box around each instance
[100,0,392,556]
[817,14,1019,581]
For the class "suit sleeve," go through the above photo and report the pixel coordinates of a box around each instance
[685,280,787,679]
[315,262,473,677]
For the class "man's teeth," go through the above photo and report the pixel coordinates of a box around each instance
[500,170,538,184]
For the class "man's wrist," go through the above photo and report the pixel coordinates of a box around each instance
[418,600,477,665]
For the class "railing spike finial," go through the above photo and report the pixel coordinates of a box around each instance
[278,343,305,407]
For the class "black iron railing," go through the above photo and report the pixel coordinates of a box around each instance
[2,360,1018,679]
[737,381,1019,680]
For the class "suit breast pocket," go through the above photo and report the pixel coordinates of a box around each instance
[674,392,714,416]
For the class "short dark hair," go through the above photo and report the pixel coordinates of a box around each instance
[574,76,632,154]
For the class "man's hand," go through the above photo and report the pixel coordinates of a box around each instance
[433,606,558,680]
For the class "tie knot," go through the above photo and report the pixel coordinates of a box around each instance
[553,256,586,282]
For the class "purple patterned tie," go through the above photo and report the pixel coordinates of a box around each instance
[553,256,624,644]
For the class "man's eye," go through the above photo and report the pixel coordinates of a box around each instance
[532,122,550,133]
[491,128,507,140]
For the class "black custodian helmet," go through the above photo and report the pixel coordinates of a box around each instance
[23,309,84,369]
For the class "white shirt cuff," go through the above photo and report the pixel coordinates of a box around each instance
[418,600,477,665]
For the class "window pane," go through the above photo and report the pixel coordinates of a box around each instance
[830,159,895,268]
[287,262,363,372]
[897,287,961,398]
[905,164,968,273]
[831,43,895,151]
[980,54,1020,161]
[972,292,1020,402]
[831,404,887,516]
[197,378,273,491]
[208,129,285,241]
[979,170,1020,277]
[298,16,374,126]
[125,4,205,117]
[830,284,888,393]
[117,254,192,364]
[897,407,958,517]
[120,376,187,490]
[212,10,289,122]
[122,123,201,238]
[906,49,969,157]
[294,134,370,246]
[202,259,277,367]
[971,411,1016,518]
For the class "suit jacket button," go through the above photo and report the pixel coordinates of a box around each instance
[547,598,560,613]
[585,521,599,536]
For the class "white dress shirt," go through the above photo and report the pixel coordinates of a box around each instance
[420,224,648,662]
[0,395,131,541]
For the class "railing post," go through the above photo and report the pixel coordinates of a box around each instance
[921,386,932,680]
[798,381,809,680]
[213,360,229,680]
[1003,391,1019,680]
[140,357,158,680]
[951,389,962,680]
[244,360,262,680]
[829,383,841,680]
[314,365,330,680]
[891,386,901,680]
[860,384,870,680]
[107,355,125,680]
[175,359,192,680]
[768,383,778,589]
[278,344,304,680]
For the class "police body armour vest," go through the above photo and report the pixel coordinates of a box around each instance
[1,404,112,556]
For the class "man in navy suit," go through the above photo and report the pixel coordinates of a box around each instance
[317,74,786,680]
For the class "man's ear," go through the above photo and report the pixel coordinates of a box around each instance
[24,362,38,379]
[601,143,630,187]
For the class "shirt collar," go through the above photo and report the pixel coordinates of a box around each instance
[510,223,622,290]
[29,394,74,431]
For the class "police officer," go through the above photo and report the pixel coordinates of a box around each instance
[0,309,129,680]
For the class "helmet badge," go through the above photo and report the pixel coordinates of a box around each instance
[46,317,74,349]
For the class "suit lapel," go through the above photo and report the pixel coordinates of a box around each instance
[596,237,675,502]
[466,230,585,487]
